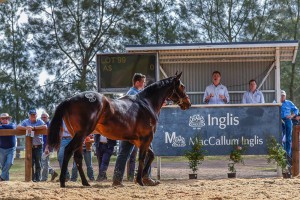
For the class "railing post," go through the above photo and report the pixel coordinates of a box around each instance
[292,125,300,176]
[157,156,161,180]
[25,135,33,182]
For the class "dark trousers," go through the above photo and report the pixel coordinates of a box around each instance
[32,145,43,182]
[96,143,114,180]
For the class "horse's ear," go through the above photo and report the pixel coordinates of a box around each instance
[175,72,182,80]
[175,71,178,76]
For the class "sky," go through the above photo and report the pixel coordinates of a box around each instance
[36,69,55,117]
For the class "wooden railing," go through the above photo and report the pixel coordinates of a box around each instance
[0,129,47,181]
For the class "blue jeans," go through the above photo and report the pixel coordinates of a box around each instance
[96,143,114,180]
[58,137,72,179]
[0,147,16,181]
[41,155,55,181]
[113,141,135,183]
[32,145,43,181]
[282,118,292,157]
[71,149,94,181]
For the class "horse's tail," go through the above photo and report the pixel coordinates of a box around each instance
[47,100,70,149]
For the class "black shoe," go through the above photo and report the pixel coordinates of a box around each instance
[0,177,4,181]
[51,171,58,181]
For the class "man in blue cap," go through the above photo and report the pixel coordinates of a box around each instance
[17,109,47,182]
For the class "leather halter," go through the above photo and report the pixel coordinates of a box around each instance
[171,87,188,105]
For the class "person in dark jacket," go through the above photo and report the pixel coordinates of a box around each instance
[94,133,116,181]
[0,113,16,181]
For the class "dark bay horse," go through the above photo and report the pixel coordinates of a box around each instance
[47,72,191,187]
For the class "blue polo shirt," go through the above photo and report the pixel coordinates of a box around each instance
[281,100,299,119]
[20,119,45,146]
[126,87,141,95]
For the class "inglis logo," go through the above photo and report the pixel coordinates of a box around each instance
[165,132,186,147]
[189,114,205,129]
[189,113,239,129]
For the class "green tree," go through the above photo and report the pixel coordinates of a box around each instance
[270,0,300,104]
[180,0,271,42]
[0,0,41,122]
[26,0,142,103]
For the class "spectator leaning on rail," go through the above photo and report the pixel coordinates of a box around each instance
[0,113,16,181]
[203,71,230,104]
[281,90,298,158]
[17,109,47,182]
[242,79,265,104]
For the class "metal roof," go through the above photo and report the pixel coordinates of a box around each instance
[126,40,298,64]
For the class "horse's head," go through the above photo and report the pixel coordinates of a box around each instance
[168,72,191,110]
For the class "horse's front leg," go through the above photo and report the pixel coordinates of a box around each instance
[141,146,160,186]
[74,149,90,186]
[142,145,154,177]
[136,146,147,186]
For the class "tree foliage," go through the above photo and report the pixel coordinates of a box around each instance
[0,0,300,117]
[0,0,41,122]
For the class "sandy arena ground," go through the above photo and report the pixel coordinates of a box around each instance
[1,178,300,200]
[1,157,300,199]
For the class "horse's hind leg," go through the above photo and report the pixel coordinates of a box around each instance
[59,133,84,187]
[60,142,75,187]
[74,149,90,186]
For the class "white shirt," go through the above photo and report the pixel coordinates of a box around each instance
[203,83,230,104]
[62,121,71,137]
[242,90,265,104]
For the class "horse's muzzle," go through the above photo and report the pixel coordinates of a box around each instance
[179,96,191,110]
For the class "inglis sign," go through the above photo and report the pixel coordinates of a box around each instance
[152,105,281,156]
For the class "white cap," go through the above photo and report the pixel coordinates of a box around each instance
[281,90,286,96]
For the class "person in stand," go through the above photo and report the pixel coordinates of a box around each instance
[280,90,298,158]
[40,112,58,182]
[242,79,265,104]
[71,134,95,182]
[0,113,16,181]
[203,71,230,104]
[94,133,116,181]
[112,73,160,187]
[17,109,47,182]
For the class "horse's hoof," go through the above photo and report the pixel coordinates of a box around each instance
[60,183,66,188]
[82,182,91,187]
[136,179,144,186]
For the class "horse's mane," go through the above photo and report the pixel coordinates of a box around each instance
[139,76,175,97]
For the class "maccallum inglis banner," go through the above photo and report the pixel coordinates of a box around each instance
[152,105,281,156]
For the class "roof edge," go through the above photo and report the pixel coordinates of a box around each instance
[125,40,299,51]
